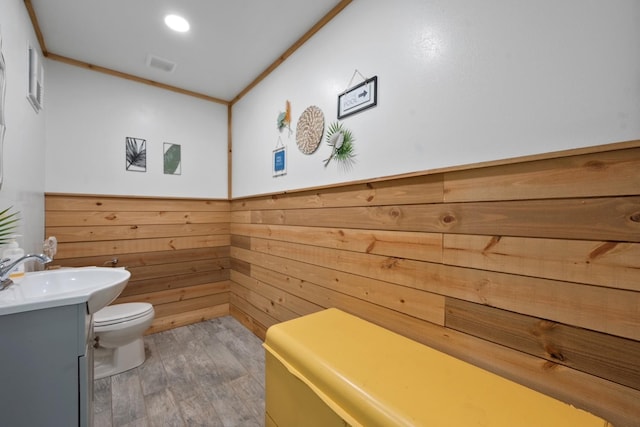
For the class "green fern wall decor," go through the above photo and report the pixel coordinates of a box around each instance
[324,121,356,170]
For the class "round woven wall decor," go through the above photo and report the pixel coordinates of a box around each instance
[295,105,324,155]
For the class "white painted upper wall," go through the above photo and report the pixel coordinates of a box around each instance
[0,1,47,254]
[44,61,229,199]
[231,0,640,198]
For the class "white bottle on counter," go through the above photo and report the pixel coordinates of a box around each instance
[2,236,25,281]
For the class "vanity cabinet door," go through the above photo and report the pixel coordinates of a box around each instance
[79,312,94,427]
[0,304,87,426]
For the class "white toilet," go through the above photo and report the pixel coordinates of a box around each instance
[93,302,155,379]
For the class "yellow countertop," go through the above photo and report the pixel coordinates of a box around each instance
[264,308,610,427]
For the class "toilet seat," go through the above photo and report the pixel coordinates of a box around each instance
[94,302,154,327]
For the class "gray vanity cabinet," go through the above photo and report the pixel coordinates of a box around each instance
[0,303,93,426]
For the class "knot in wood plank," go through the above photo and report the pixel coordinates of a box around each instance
[544,343,566,362]
[441,213,456,224]
[474,278,492,304]
[366,240,376,253]
[583,160,607,170]
[482,236,502,253]
[537,320,558,331]
[588,242,617,260]
[381,257,400,269]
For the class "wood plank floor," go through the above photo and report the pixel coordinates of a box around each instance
[93,316,265,427]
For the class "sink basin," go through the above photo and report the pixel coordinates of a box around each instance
[0,267,130,315]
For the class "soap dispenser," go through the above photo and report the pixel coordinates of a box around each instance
[2,235,25,280]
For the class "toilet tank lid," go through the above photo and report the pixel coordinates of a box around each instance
[94,302,154,324]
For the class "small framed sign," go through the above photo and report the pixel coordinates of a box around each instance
[273,146,287,177]
[338,76,377,119]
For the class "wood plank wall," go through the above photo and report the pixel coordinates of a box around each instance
[230,143,640,427]
[44,195,231,334]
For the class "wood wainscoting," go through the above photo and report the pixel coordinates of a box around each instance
[44,195,231,334]
[230,141,640,426]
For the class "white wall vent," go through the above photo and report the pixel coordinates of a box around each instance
[146,54,177,73]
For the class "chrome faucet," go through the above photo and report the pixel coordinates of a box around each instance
[0,253,52,290]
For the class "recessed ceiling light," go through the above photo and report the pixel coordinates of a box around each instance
[164,14,190,32]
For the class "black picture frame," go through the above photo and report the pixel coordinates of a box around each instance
[125,137,147,172]
[337,76,377,119]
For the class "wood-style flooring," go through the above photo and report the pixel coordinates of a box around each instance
[93,316,265,427]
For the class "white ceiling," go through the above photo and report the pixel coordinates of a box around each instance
[29,0,346,102]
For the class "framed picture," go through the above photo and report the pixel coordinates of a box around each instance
[337,76,377,119]
[125,137,147,172]
[0,28,6,189]
[26,43,44,112]
[273,146,286,177]
[164,142,181,175]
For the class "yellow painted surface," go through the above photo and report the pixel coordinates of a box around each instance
[263,308,610,427]
[265,352,350,427]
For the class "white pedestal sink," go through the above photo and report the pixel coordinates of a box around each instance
[0,267,131,426]
[0,267,130,315]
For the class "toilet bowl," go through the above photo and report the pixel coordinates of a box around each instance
[93,302,155,379]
